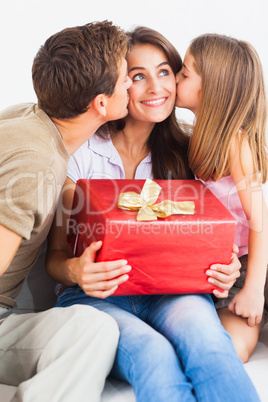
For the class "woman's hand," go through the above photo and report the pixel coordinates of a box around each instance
[206,244,241,298]
[69,240,132,299]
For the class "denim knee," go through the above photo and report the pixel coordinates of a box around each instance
[112,330,194,402]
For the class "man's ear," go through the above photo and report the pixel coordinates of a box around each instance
[93,94,108,117]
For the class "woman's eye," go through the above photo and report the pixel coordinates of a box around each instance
[132,73,144,81]
[159,69,169,77]
[180,71,187,78]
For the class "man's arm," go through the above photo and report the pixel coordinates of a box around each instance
[0,224,22,276]
[46,177,131,299]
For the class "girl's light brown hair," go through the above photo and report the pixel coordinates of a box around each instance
[188,33,267,183]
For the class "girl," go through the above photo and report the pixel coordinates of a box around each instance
[47,28,259,401]
[176,33,268,363]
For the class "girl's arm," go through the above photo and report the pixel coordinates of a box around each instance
[228,138,268,326]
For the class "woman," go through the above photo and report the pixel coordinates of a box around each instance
[46,27,259,401]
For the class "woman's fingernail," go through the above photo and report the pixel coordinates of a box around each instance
[210,265,217,270]
[206,270,213,276]
[208,278,214,284]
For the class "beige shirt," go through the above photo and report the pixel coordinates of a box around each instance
[0,103,69,308]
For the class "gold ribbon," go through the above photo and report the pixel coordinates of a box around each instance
[118,179,195,221]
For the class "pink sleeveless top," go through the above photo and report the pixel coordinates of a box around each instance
[201,176,268,257]
[200,176,267,257]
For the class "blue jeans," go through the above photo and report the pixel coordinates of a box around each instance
[56,287,259,402]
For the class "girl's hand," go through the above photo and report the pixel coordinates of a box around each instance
[70,240,132,299]
[206,244,241,298]
[228,287,264,327]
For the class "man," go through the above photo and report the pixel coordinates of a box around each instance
[0,21,132,401]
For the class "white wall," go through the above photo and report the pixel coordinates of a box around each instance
[0,0,267,125]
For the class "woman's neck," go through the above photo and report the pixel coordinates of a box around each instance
[111,117,155,179]
[112,118,154,157]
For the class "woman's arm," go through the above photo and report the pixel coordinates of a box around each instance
[46,177,131,299]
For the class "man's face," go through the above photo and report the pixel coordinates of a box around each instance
[106,58,132,120]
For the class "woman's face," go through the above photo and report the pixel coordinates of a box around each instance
[127,43,177,123]
[175,51,202,115]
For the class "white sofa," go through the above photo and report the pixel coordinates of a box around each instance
[1,242,268,402]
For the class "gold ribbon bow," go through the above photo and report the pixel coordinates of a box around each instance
[118,179,195,221]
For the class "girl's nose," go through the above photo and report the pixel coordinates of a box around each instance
[126,76,132,89]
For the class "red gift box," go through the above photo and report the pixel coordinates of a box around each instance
[68,179,237,295]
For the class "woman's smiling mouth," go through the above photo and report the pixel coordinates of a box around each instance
[141,97,168,106]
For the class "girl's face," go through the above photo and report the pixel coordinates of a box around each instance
[127,44,177,123]
[176,51,202,115]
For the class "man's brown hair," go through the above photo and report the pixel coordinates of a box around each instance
[32,20,129,119]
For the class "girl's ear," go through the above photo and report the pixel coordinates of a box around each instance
[93,94,107,117]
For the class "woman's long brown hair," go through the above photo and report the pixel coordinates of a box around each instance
[107,26,194,180]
